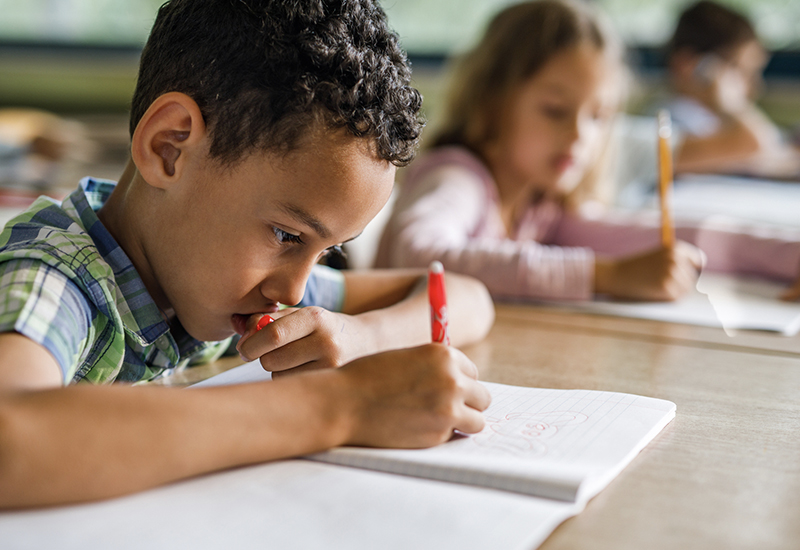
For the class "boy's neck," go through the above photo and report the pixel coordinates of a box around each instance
[97,158,176,323]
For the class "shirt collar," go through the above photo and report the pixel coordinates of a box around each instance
[70,178,207,357]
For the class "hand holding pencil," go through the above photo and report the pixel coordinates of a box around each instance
[593,110,703,301]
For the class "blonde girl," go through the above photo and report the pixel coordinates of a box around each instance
[375,0,800,302]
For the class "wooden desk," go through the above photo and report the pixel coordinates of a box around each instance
[472,304,800,550]
[157,302,800,549]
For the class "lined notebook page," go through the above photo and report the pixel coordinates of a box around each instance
[308,382,675,503]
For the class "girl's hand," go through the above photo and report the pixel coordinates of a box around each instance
[332,344,491,447]
[594,241,704,302]
[780,275,800,302]
[236,307,376,377]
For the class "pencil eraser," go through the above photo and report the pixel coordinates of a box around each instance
[256,315,275,331]
[429,260,444,274]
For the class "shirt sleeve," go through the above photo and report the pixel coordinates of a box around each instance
[553,210,800,282]
[297,264,346,311]
[0,259,92,383]
[379,161,595,301]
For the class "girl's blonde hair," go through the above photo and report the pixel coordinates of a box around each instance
[430,0,626,208]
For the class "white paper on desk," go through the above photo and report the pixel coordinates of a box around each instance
[0,460,576,550]
[190,360,270,386]
[558,272,800,336]
[671,174,800,228]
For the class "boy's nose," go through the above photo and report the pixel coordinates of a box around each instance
[262,258,317,307]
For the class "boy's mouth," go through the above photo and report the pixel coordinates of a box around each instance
[231,314,250,336]
[231,307,280,336]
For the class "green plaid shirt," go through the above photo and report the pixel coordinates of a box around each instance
[0,178,345,384]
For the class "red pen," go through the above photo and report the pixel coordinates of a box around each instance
[256,314,274,331]
[428,261,450,345]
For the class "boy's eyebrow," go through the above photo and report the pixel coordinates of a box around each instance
[281,203,332,239]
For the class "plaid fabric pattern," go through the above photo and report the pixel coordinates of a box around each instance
[0,178,345,384]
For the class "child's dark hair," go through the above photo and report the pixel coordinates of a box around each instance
[129,0,423,166]
[668,1,757,59]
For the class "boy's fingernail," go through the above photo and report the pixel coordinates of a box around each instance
[236,332,251,352]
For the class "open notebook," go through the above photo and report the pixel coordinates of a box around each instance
[0,363,675,550]
[196,361,675,506]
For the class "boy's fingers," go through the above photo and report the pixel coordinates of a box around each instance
[238,311,315,361]
[259,338,323,373]
[450,348,479,380]
[269,362,320,378]
[463,380,492,412]
[455,406,487,435]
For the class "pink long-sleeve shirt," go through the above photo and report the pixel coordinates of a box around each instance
[374,146,800,301]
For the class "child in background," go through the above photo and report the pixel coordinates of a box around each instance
[663,0,800,177]
[0,0,494,508]
[375,0,800,303]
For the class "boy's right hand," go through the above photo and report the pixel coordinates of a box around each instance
[329,344,491,449]
[594,241,704,302]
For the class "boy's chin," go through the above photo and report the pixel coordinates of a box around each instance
[182,319,237,343]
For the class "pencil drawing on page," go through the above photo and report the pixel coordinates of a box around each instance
[472,411,588,458]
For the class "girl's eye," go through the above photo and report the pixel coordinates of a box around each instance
[273,227,303,245]
[542,105,569,119]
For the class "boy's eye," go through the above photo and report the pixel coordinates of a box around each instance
[273,227,303,245]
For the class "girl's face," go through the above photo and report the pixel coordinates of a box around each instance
[485,43,617,197]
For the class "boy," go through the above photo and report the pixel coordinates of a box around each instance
[664,0,800,177]
[0,0,494,508]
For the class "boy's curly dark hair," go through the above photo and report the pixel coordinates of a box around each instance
[129,0,423,166]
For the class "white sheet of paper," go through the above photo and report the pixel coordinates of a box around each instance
[0,460,578,550]
[671,174,800,228]
[556,272,800,336]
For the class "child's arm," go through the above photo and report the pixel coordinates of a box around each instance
[236,269,495,376]
[0,333,490,508]
[675,107,800,177]
[674,63,800,177]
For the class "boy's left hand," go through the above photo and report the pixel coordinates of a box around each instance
[235,308,373,377]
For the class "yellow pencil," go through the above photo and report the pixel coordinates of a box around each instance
[657,109,674,248]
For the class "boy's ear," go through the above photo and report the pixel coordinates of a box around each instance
[131,92,206,189]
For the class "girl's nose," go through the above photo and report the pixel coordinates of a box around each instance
[566,113,582,145]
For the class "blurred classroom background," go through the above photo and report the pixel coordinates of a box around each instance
[1,0,799,224]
